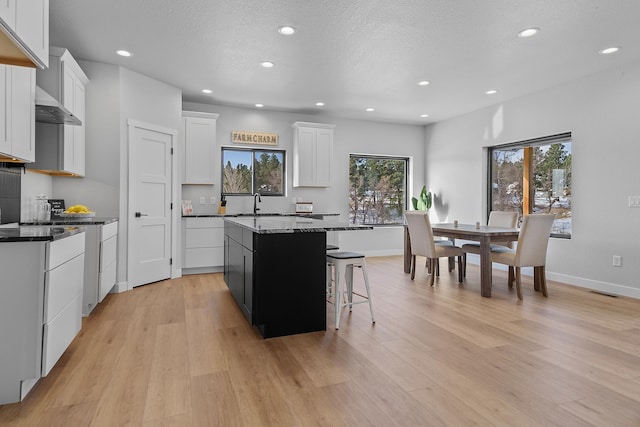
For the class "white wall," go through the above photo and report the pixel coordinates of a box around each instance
[183,102,425,255]
[425,58,640,298]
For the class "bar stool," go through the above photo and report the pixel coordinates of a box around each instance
[326,244,340,296]
[326,251,375,330]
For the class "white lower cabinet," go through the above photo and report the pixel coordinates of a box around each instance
[42,232,84,376]
[183,217,224,272]
[99,223,117,303]
[82,221,118,315]
[0,231,85,404]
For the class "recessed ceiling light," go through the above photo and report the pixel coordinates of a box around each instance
[365,108,375,112]
[485,89,498,95]
[417,80,430,86]
[518,28,539,38]
[116,50,132,57]
[315,102,325,107]
[278,26,295,35]
[260,61,275,68]
[599,46,620,55]
[255,103,264,108]
[202,89,212,94]
[420,114,429,118]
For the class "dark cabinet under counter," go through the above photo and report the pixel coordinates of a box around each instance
[224,221,327,338]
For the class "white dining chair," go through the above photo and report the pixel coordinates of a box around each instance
[490,214,555,300]
[404,211,464,285]
[461,211,519,276]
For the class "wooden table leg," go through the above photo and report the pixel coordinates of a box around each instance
[403,226,412,273]
[479,235,492,297]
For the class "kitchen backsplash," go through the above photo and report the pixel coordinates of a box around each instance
[0,163,22,224]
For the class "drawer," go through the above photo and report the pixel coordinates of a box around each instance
[44,253,84,323]
[185,227,224,248]
[185,217,223,229]
[185,247,224,268]
[101,221,118,240]
[98,262,116,302]
[46,232,85,270]
[42,294,82,376]
[99,235,117,272]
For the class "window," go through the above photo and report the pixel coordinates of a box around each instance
[349,155,409,225]
[489,133,572,237]
[222,148,285,196]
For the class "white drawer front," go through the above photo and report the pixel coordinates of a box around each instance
[42,295,82,376]
[99,262,117,302]
[185,227,224,248]
[99,235,117,272]
[101,221,118,240]
[44,253,84,323]
[185,217,223,229]
[47,233,85,270]
[185,247,224,268]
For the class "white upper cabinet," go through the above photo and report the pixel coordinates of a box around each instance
[0,64,35,162]
[33,48,89,176]
[181,111,219,184]
[0,0,49,68]
[0,1,16,29]
[292,121,335,187]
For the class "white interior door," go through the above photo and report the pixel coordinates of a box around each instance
[128,120,175,287]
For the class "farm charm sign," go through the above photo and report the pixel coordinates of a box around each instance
[232,131,278,145]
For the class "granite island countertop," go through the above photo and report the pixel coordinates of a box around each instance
[223,215,372,234]
[0,225,85,242]
[183,212,339,218]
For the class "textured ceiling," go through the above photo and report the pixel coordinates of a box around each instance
[49,0,640,125]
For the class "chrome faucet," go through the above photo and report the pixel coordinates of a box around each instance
[253,192,261,214]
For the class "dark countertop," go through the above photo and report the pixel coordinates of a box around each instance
[0,225,85,242]
[20,217,119,226]
[224,216,372,234]
[183,212,339,218]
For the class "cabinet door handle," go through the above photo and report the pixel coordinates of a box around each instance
[135,212,149,218]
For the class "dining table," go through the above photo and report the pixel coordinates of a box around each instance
[403,223,520,298]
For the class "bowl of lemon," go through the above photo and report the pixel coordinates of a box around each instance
[60,205,96,218]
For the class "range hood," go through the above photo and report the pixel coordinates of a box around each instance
[35,86,82,126]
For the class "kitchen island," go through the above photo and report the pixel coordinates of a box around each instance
[223,216,371,338]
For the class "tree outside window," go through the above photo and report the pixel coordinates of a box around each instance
[349,155,408,225]
[490,133,572,237]
[222,148,285,195]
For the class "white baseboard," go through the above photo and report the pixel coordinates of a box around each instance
[113,281,129,293]
[182,266,224,275]
[546,272,640,299]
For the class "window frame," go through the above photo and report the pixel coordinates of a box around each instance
[221,146,286,196]
[487,132,572,238]
[348,153,410,226]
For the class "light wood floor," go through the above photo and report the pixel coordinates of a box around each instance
[2,256,640,426]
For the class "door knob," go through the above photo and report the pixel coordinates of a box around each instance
[135,212,149,218]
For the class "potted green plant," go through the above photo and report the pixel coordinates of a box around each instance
[411,185,432,211]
